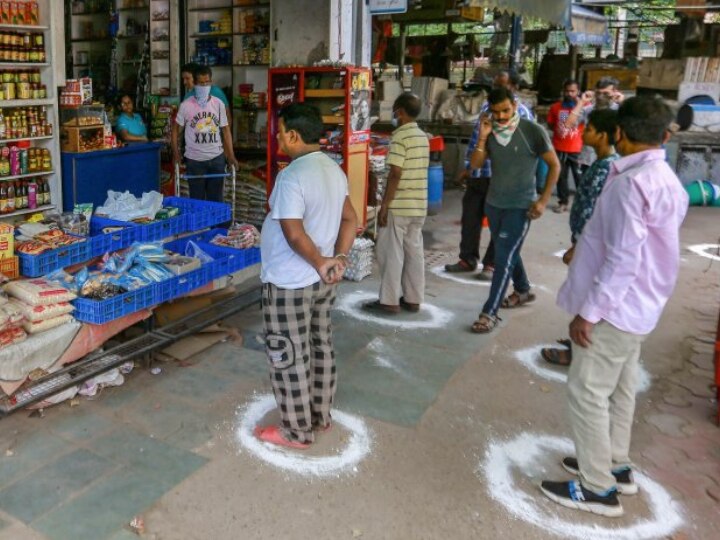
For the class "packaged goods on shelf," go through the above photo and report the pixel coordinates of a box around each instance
[4,279,78,306]
[344,238,374,282]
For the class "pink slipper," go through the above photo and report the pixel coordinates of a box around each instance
[253,425,311,449]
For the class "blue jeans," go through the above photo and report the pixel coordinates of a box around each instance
[481,204,532,317]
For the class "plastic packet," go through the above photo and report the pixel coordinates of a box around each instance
[184,241,214,264]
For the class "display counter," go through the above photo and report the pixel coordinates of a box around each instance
[61,143,163,210]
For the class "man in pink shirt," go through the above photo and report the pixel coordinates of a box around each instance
[540,97,688,517]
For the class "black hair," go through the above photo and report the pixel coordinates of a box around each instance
[194,65,212,82]
[595,77,619,90]
[497,69,521,88]
[117,93,134,108]
[587,109,618,145]
[393,92,422,119]
[617,96,673,145]
[181,62,200,75]
[563,78,579,90]
[487,87,515,106]
[278,103,324,144]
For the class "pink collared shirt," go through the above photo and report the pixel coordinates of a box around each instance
[557,148,689,335]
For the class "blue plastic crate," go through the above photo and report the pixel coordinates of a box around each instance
[92,213,188,243]
[171,229,261,271]
[72,285,157,325]
[164,197,231,230]
[18,239,91,278]
[89,222,136,257]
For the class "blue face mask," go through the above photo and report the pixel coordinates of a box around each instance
[195,85,211,106]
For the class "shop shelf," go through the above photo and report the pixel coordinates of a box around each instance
[0,62,50,68]
[18,238,91,278]
[163,197,231,230]
[0,98,55,107]
[0,170,54,182]
[0,24,49,31]
[0,135,53,144]
[305,89,345,98]
[2,204,55,219]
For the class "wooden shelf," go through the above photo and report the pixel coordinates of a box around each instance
[188,6,231,12]
[190,32,233,38]
[0,135,53,144]
[0,170,54,182]
[0,98,54,107]
[1,204,55,218]
[234,63,269,67]
[305,89,345,98]
[71,38,111,42]
[0,24,49,31]
[322,116,344,125]
[0,62,50,68]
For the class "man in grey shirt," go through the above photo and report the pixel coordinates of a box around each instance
[469,87,560,333]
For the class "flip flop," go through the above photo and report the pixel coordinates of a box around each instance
[541,347,572,366]
[253,425,311,449]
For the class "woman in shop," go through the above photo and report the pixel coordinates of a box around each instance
[115,94,148,144]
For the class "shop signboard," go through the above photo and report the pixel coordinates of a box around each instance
[369,0,408,15]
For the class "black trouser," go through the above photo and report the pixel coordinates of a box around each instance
[556,151,581,206]
[459,177,495,269]
[185,154,227,202]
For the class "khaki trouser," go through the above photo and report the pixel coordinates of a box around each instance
[567,321,646,493]
[376,211,425,306]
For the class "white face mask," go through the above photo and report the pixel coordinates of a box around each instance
[391,116,399,128]
[195,85,211,106]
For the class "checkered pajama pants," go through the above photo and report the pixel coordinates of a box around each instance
[262,281,338,444]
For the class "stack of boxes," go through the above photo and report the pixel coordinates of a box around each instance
[376,80,403,122]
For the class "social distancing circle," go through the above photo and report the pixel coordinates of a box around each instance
[236,394,371,477]
[335,290,454,329]
[481,432,684,540]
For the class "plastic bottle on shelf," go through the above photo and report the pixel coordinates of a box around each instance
[21,180,28,209]
[8,145,19,176]
[0,183,7,214]
[6,181,15,213]
[0,110,5,140]
[28,180,36,209]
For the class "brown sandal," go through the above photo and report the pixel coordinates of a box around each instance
[471,313,499,334]
[502,290,536,309]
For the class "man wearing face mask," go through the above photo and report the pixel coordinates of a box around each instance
[564,77,624,174]
[547,79,584,213]
[172,65,238,202]
[181,62,232,127]
[469,87,560,334]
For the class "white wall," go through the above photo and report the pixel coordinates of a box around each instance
[272,0,370,66]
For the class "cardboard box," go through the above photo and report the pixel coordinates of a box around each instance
[0,224,14,259]
[375,80,403,102]
[60,126,105,152]
[378,100,395,121]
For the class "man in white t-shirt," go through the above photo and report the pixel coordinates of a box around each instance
[255,103,358,449]
[171,65,238,202]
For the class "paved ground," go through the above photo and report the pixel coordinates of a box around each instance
[0,189,718,540]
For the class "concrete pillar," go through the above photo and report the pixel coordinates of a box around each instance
[272,0,370,66]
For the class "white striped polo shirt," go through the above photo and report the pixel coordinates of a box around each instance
[386,122,430,217]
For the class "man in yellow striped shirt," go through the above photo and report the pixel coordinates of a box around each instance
[364,93,430,314]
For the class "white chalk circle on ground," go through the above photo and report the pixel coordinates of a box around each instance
[687,244,720,262]
[514,344,651,392]
[335,290,454,329]
[236,394,372,478]
[429,265,491,287]
[481,432,684,540]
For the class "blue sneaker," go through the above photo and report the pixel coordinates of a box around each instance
[540,480,624,518]
[561,457,638,496]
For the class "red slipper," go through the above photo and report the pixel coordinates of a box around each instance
[253,425,311,449]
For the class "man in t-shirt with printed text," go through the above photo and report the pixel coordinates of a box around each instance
[171,65,238,202]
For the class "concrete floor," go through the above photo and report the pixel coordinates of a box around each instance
[0,189,719,540]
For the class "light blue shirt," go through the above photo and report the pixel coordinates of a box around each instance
[116,113,147,138]
[184,85,229,107]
